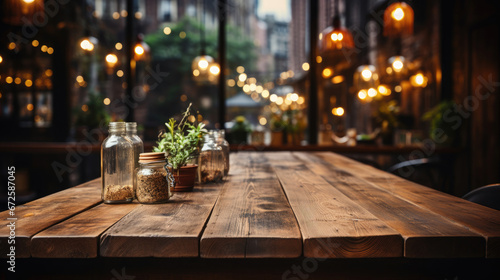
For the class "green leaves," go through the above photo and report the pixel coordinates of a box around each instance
[153,104,207,170]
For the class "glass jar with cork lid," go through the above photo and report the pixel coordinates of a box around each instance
[135,152,174,204]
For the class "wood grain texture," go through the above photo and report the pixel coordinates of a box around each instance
[100,180,224,257]
[30,203,138,258]
[298,152,486,258]
[316,152,500,258]
[265,152,403,258]
[200,152,302,258]
[0,178,102,258]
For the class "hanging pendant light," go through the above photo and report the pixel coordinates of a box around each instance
[2,0,44,26]
[192,0,218,84]
[353,65,379,90]
[383,2,414,37]
[318,0,354,53]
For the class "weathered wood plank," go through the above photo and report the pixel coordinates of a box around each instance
[298,152,486,258]
[0,178,102,258]
[100,175,226,257]
[200,152,302,258]
[30,203,138,258]
[265,152,403,258]
[315,152,500,258]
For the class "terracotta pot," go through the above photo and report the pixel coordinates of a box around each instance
[170,164,198,192]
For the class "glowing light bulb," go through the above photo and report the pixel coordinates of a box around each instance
[238,73,247,82]
[80,39,94,51]
[361,68,372,81]
[322,68,333,78]
[367,88,377,97]
[209,64,220,75]
[105,54,118,66]
[392,60,403,72]
[392,8,405,21]
[358,90,367,100]
[415,73,424,85]
[134,45,144,56]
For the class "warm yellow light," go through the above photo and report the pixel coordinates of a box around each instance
[120,10,128,17]
[249,83,257,92]
[181,95,188,102]
[32,40,39,47]
[287,70,294,77]
[134,45,145,56]
[262,90,270,98]
[6,77,13,84]
[297,96,305,105]
[378,85,391,96]
[41,45,48,52]
[27,104,34,111]
[331,75,344,84]
[209,64,220,75]
[395,85,402,92]
[316,56,322,63]
[238,73,247,82]
[302,62,310,71]
[193,69,200,77]
[163,27,172,35]
[237,80,245,87]
[25,80,33,87]
[227,79,235,87]
[106,54,118,65]
[285,98,292,105]
[415,73,424,85]
[358,90,367,100]
[115,42,123,50]
[332,107,344,116]
[112,12,120,19]
[179,31,186,39]
[116,70,124,77]
[322,68,333,78]
[76,75,84,83]
[290,93,299,102]
[45,69,53,76]
[237,66,245,73]
[14,77,21,84]
[331,33,338,41]
[81,105,89,112]
[270,94,278,102]
[361,68,373,81]
[103,98,111,105]
[256,85,263,93]
[259,117,267,126]
[386,67,393,74]
[392,8,405,21]
[276,97,284,105]
[367,88,377,97]
[80,39,94,51]
[47,47,54,54]
[243,84,250,93]
[319,33,323,40]
[8,42,16,50]
[0,55,2,63]
[23,0,35,3]
[135,12,143,19]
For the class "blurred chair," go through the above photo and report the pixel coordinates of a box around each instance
[462,184,500,211]
[387,156,452,192]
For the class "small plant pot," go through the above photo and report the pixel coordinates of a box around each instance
[170,164,198,192]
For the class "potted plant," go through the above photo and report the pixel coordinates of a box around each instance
[229,116,251,145]
[153,104,207,191]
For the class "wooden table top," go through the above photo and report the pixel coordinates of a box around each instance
[1,152,499,259]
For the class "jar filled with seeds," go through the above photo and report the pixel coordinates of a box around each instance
[101,122,135,203]
[135,152,174,204]
[213,130,230,176]
[198,133,224,183]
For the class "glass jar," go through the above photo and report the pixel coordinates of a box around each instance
[135,152,174,204]
[213,130,230,176]
[198,133,224,183]
[125,122,144,171]
[101,122,134,203]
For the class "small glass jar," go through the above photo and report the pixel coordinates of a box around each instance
[198,133,224,183]
[213,130,230,176]
[135,152,174,204]
[125,122,144,171]
[101,122,134,203]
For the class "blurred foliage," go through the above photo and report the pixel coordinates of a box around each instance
[422,100,460,146]
[74,92,110,129]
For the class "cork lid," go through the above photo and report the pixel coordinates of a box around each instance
[139,152,166,163]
